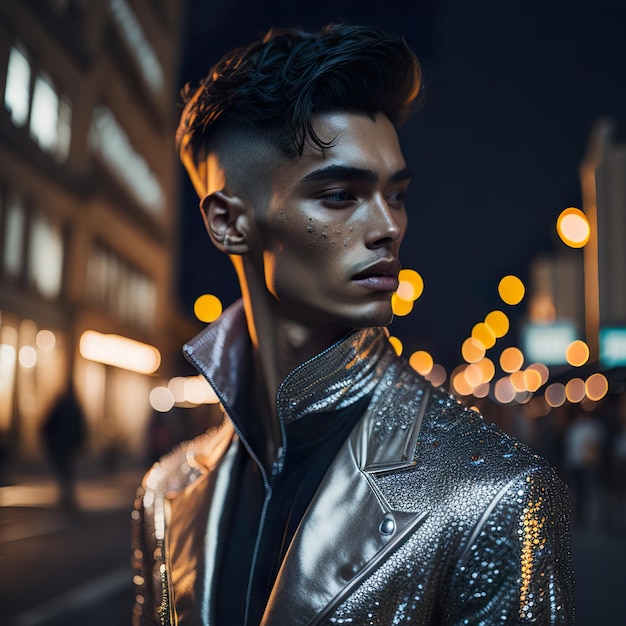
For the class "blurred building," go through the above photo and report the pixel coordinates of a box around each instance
[523,122,626,370]
[0,0,197,467]
[580,120,626,368]
[522,252,584,366]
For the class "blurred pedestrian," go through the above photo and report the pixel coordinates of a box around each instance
[41,383,86,510]
[564,409,604,527]
[146,409,176,466]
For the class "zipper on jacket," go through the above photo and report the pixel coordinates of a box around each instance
[242,426,287,626]
[193,371,288,626]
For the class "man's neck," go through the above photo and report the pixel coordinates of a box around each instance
[233,258,349,459]
[246,311,348,466]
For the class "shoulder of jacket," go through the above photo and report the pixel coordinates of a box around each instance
[139,418,235,500]
[416,384,561,487]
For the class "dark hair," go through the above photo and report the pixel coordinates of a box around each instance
[177,23,421,160]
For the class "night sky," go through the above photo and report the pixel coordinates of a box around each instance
[176,0,626,371]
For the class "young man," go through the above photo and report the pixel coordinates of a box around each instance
[133,24,574,625]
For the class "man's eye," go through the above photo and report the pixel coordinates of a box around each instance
[388,190,407,204]
[319,190,355,204]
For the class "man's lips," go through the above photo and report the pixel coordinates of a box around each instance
[352,259,401,291]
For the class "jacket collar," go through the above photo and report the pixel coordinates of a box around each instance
[183,299,396,427]
[179,299,433,626]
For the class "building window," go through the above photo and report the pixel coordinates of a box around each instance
[3,45,72,161]
[3,194,26,278]
[109,0,163,93]
[27,210,64,299]
[86,242,156,330]
[30,75,59,152]
[4,46,31,127]
[88,106,164,213]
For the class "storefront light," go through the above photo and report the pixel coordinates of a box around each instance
[79,330,160,374]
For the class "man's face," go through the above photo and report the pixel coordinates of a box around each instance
[246,112,410,331]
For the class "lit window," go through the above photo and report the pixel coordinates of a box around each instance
[30,75,60,151]
[109,0,163,93]
[4,44,72,160]
[4,46,31,126]
[28,211,64,298]
[88,106,164,213]
[3,195,25,277]
[85,242,156,330]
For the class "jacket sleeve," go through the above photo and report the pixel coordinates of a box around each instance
[131,471,165,626]
[445,466,575,625]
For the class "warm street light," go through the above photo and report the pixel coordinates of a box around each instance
[577,121,611,361]
[556,207,590,248]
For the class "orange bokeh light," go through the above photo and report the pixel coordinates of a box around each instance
[409,350,434,376]
[498,275,525,306]
[565,340,590,367]
[556,207,590,248]
[484,310,509,338]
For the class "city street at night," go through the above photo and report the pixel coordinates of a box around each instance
[1,467,625,625]
[2,468,140,626]
[1,1,626,624]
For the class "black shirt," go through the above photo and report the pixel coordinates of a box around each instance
[215,393,371,625]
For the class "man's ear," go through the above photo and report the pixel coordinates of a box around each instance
[200,191,251,255]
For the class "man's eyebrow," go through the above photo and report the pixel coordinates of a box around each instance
[388,166,413,183]
[300,164,412,184]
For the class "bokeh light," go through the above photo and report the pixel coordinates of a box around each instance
[471,322,496,350]
[498,275,525,306]
[565,340,590,367]
[565,378,586,403]
[461,337,485,363]
[409,350,433,376]
[475,357,496,383]
[397,269,424,300]
[388,336,403,356]
[452,367,473,396]
[391,294,414,316]
[545,383,566,408]
[194,293,223,323]
[36,329,56,351]
[526,362,550,386]
[585,373,609,401]
[150,386,175,412]
[500,347,524,373]
[494,377,515,404]
[168,377,187,403]
[472,382,490,398]
[424,363,447,387]
[509,370,526,392]
[18,345,37,368]
[484,310,509,338]
[556,207,590,248]
[79,331,161,374]
[523,368,543,393]
[464,363,484,387]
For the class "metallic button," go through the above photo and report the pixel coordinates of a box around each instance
[379,514,396,535]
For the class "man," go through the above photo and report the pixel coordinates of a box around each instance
[133,24,574,625]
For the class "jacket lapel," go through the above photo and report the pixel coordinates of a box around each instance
[262,373,431,626]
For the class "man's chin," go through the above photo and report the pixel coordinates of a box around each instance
[345,306,394,329]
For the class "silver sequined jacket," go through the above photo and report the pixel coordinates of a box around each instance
[132,300,574,625]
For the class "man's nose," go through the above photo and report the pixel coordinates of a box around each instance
[365,195,404,249]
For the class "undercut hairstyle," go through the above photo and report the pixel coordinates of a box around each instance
[177,23,422,163]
